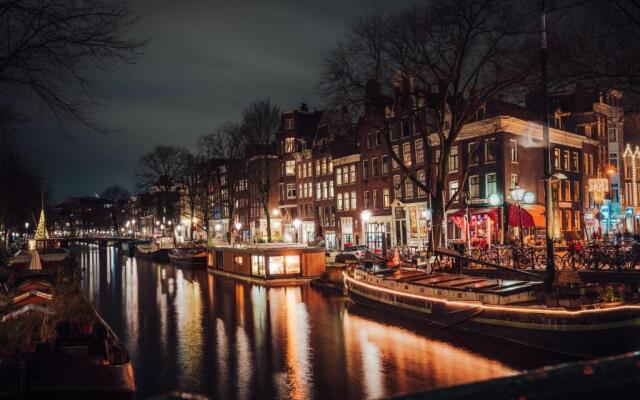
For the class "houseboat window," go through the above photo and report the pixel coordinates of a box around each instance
[251,255,266,276]
[269,256,285,275]
[285,255,301,274]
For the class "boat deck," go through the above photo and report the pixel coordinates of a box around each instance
[373,268,542,296]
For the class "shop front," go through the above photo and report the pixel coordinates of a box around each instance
[391,200,430,249]
[364,216,392,254]
[448,207,500,248]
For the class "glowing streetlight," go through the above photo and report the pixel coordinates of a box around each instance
[235,222,242,231]
[292,218,301,243]
[510,186,526,243]
[24,222,29,229]
[360,210,372,222]
[272,208,281,217]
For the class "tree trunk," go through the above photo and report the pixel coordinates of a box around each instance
[190,204,195,241]
[265,204,272,243]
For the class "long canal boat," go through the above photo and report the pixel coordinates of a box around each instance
[344,266,640,358]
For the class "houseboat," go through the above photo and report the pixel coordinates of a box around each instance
[10,238,70,270]
[209,244,326,284]
[344,267,640,358]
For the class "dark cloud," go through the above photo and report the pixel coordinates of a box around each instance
[22,0,419,201]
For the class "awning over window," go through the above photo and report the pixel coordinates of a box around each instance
[508,204,537,228]
[523,204,546,228]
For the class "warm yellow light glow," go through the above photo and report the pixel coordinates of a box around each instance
[343,273,640,316]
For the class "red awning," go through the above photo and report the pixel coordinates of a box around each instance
[508,204,535,228]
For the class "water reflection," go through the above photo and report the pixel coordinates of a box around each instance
[74,244,558,399]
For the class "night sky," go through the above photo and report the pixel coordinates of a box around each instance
[20,0,419,202]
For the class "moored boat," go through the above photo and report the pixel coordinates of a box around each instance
[344,266,640,358]
[134,237,173,262]
[168,247,207,268]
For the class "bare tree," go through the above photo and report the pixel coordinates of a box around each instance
[548,0,640,99]
[241,99,281,242]
[0,0,147,130]
[320,0,533,247]
[199,122,246,241]
[135,145,188,194]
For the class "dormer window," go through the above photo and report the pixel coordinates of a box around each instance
[285,118,294,130]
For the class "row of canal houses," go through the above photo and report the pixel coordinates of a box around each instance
[193,81,635,253]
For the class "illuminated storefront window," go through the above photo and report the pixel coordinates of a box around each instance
[268,255,301,275]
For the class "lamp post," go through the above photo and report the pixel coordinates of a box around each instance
[422,208,432,250]
[511,186,526,244]
[235,222,242,245]
[292,218,301,244]
[361,210,372,248]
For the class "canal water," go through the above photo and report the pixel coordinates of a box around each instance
[74,244,561,399]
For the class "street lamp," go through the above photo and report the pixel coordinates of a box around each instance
[360,210,371,248]
[292,218,301,243]
[24,222,29,230]
[272,208,280,217]
[511,186,526,243]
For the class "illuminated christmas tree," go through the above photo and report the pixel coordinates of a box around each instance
[34,208,49,239]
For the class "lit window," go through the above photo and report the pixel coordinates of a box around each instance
[284,137,295,153]
[563,150,570,170]
[449,147,458,172]
[351,191,357,209]
[449,180,459,201]
[469,175,480,198]
[486,173,497,197]
[286,183,297,199]
[510,139,518,163]
[251,255,265,276]
[285,255,300,274]
[285,160,296,176]
[415,139,424,164]
[383,188,390,208]
[342,167,349,185]
[336,167,342,186]
[268,256,285,275]
[403,142,412,166]
[405,178,414,199]
[554,149,561,169]
[337,193,343,211]
[344,192,350,211]
[350,165,356,183]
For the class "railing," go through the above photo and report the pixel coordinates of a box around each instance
[438,242,640,272]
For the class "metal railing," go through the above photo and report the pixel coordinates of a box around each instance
[437,242,640,272]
